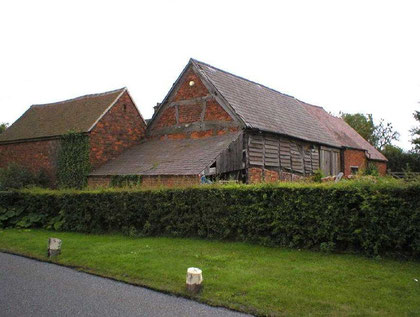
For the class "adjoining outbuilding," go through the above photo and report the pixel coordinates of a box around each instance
[0,88,146,185]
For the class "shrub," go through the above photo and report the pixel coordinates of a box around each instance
[312,169,325,182]
[363,163,379,176]
[0,182,419,259]
[0,163,50,190]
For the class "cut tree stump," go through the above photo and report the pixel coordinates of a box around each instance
[186,267,203,294]
[47,238,62,257]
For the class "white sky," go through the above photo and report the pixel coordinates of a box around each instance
[0,0,419,150]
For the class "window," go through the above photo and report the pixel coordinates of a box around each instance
[350,166,359,174]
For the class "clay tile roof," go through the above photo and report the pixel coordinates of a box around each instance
[191,59,387,161]
[192,59,340,147]
[90,131,242,176]
[0,88,126,143]
[301,101,387,161]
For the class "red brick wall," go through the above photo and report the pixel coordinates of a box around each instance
[371,160,387,176]
[89,91,146,168]
[87,175,200,188]
[174,68,209,101]
[150,66,238,140]
[343,149,367,176]
[87,175,111,188]
[0,139,60,183]
[248,167,304,183]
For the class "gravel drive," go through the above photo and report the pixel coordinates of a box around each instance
[0,252,251,317]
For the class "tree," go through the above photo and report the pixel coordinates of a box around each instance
[382,144,420,172]
[341,113,399,150]
[0,122,8,134]
[340,113,376,144]
[410,110,420,153]
[372,119,400,151]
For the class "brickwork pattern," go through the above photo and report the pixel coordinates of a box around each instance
[89,91,146,168]
[372,161,387,176]
[173,69,209,101]
[0,139,61,183]
[248,167,306,183]
[151,66,238,141]
[343,149,367,176]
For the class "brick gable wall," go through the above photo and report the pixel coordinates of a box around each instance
[149,67,239,140]
[89,91,146,168]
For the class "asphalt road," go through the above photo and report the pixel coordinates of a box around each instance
[0,252,250,317]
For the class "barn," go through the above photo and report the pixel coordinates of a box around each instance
[0,88,146,185]
[88,59,387,187]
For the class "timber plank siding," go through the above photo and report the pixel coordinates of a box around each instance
[245,131,332,176]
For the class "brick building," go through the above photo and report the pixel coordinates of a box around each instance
[0,88,146,185]
[89,59,386,187]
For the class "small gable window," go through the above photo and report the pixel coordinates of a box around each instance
[350,166,359,174]
[123,104,127,112]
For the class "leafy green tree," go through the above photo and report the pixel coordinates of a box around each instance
[382,144,420,172]
[341,113,399,150]
[410,110,420,153]
[0,122,8,134]
[373,119,400,151]
[341,113,376,144]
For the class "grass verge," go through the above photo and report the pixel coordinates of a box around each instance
[0,229,419,316]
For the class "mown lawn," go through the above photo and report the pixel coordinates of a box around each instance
[0,229,419,316]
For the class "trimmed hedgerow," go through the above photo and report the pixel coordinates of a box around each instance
[0,182,419,258]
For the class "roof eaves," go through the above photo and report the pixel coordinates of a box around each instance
[246,127,342,149]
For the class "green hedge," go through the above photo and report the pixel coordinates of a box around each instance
[1,182,419,258]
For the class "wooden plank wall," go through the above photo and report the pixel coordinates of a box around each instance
[320,146,341,176]
[247,132,326,175]
[215,133,244,174]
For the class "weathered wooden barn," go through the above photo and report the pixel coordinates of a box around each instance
[88,59,387,187]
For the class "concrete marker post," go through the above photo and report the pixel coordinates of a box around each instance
[186,267,203,294]
[48,238,62,257]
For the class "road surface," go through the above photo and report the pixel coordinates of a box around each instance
[0,252,250,317]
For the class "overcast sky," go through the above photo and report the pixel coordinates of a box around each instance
[1,0,419,149]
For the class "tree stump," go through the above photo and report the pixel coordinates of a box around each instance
[47,238,62,257]
[186,267,203,294]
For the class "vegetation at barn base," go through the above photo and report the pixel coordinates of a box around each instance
[1,229,419,316]
[56,131,91,189]
[0,163,50,190]
[1,179,419,259]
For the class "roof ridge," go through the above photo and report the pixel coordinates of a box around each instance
[31,87,126,108]
[191,58,298,100]
[191,59,335,115]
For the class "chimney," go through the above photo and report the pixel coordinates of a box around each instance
[153,102,161,114]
